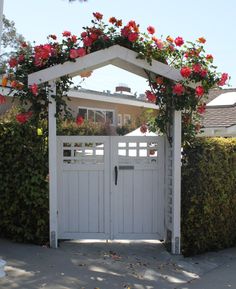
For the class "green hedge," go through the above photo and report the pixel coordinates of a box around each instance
[0,115,110,244]
[181,137,236,256]
[0,120,49,244]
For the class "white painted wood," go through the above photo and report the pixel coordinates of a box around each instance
[28,45,195,88]
[48,81,58,248]
[57,136,110,239]
[171,111,182,254]
[57,135,165,241]
[111,136,165,240]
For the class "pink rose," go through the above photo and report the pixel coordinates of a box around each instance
[77,48,86,57]
[128,32,139,42]
[174,37,184,46]
[70,49,78,59]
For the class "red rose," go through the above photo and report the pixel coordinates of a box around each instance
[18,54,25,63]
[30,83,38,96]
[174,36,184,47]
[83,36,93,47]
[81,32,87,38]
[109,17,116,24]
[197,103,206,114]
[206,54,213,61]
[71,35,77,43]
[192,64,202,74]
[218,73,228,86]
[180,67,191,78]
[116,20,122,27]
[62,31,71,37]
[90,33,98,41]
[93,12,103,20]
[121,27,130,37]
[198,37,206,44]
[156,77,164,85]
[147,26,155,35]
[20,42,28,48]
[140,124,148,134]
[76,115,84,125]
[145,90,156,103]
[9,58,18,68]
[173,83,185,95]
[195,86,204,97]
[128,32,139,42]
[128,20,137,29]
[49,34,57,40]
[77,48,86,57]
[16,111,32,124]
[200,69,208,78]
[69,49,78,59]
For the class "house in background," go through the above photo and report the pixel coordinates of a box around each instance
[200,88,236,137]
[67,84,156,133]
[0,83,157,134]
[2,83,235,137]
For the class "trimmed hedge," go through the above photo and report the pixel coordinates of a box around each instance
[181,137,236,256]
[0,120,49,244]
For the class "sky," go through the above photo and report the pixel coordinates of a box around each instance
[2,0,236,95]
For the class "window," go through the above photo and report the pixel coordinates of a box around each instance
[117,114,122,126]
[124,114,131,125]
[78,107,115,125]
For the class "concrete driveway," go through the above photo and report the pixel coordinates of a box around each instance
[0,238,236,289]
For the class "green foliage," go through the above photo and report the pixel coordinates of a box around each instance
[0,15,26,74]
[0,111,49,244]
[181,137,236,256]
[57,119,110,135]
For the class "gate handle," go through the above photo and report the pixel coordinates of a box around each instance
[114,166,118,185]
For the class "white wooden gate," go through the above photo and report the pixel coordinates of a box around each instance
[57,135,165,240]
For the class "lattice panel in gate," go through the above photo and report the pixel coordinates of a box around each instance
[62,141,105,164]
[117,140,159,165]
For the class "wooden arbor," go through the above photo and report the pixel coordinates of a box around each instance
[28,45,185,254]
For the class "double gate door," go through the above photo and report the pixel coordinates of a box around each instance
[57,135,165,240]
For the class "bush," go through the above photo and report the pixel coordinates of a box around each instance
[181,137,236,256]
[0,117,49,244]
[57,119,110,135]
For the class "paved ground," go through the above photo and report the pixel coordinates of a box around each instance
[0,238,236,289]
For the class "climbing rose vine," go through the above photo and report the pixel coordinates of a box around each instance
[1,12,229,142]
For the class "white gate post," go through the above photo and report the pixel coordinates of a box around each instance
[171,110,181,254]
[48,80,58,248]
[164,110,181,254]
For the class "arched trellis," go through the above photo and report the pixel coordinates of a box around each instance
[28,44,192,254]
